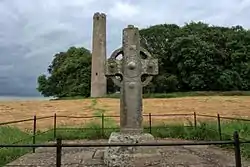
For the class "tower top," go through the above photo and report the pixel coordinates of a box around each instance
[127,25,134,28]
[93,12,106,19]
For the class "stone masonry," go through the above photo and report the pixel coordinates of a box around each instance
[104,25,159,167]
[105,25,158,134]
[90,12,107,97]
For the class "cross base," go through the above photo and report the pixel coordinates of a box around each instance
[120,128,143,134]
[103,132,161,167]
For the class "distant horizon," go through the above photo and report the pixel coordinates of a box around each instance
[0,95,52,101]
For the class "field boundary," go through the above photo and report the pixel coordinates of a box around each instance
[1,112,250,167]
[54,91,250,100]
[2,112,250,146]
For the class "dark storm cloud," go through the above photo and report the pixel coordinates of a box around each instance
[0,0,250,96]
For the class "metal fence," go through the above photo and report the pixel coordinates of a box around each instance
[1,112,250,167]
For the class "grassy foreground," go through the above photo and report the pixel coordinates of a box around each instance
[1,118,250,166]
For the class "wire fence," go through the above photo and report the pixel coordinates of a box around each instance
[1,112,250,167]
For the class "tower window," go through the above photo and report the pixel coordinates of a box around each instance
[96,73,98,76]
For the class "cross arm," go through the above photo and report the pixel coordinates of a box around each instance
[141,59,158,87]
[105,58,123,87]
[105,59,122,76]
[141,59,158,76]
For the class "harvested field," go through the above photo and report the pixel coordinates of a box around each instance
[0,96,250,130]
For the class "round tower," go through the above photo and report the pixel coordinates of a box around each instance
[90,12,107,97]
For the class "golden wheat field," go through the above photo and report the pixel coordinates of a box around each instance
[1,96,250,131]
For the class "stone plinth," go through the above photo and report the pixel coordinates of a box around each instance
[103,132,161,167]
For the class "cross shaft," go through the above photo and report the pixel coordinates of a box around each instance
[105,25,158,133]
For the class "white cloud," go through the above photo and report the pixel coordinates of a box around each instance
[0,65,13,71]
[108,1,140,21]
[1,0,250,96]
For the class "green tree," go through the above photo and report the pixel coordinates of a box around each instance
[37,46,91,98]
[38,22,250,97]
[139,22,250,92]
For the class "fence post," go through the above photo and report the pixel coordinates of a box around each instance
[217,114,222,141]
[193,112,197,128]
[233,131,242,167]
[101,113,104,138]
[149,113,152,134]
[33,115,37,153]
[54,113,57,140]
[56,138,62,167]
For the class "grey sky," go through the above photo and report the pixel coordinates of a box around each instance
[0,0,250,96]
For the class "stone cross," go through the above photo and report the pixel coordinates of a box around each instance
[105,25,158,134]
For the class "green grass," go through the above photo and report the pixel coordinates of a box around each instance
[0,127,54,166]
[1,118,250,165]
[0,126,31,166]
[149,120,250,159]
[54,91,250,100]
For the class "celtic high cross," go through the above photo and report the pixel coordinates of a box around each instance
[105,25,158,133]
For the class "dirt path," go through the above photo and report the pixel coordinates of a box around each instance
[5,139,250,167]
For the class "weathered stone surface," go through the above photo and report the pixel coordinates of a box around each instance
[91,12,107,97]
[105,25,158,133]
[104,25,159,166]
[103,132,160,167]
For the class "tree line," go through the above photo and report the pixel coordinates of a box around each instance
[37,22,250,98]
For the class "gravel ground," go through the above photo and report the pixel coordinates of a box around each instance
[5,139,250,167]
